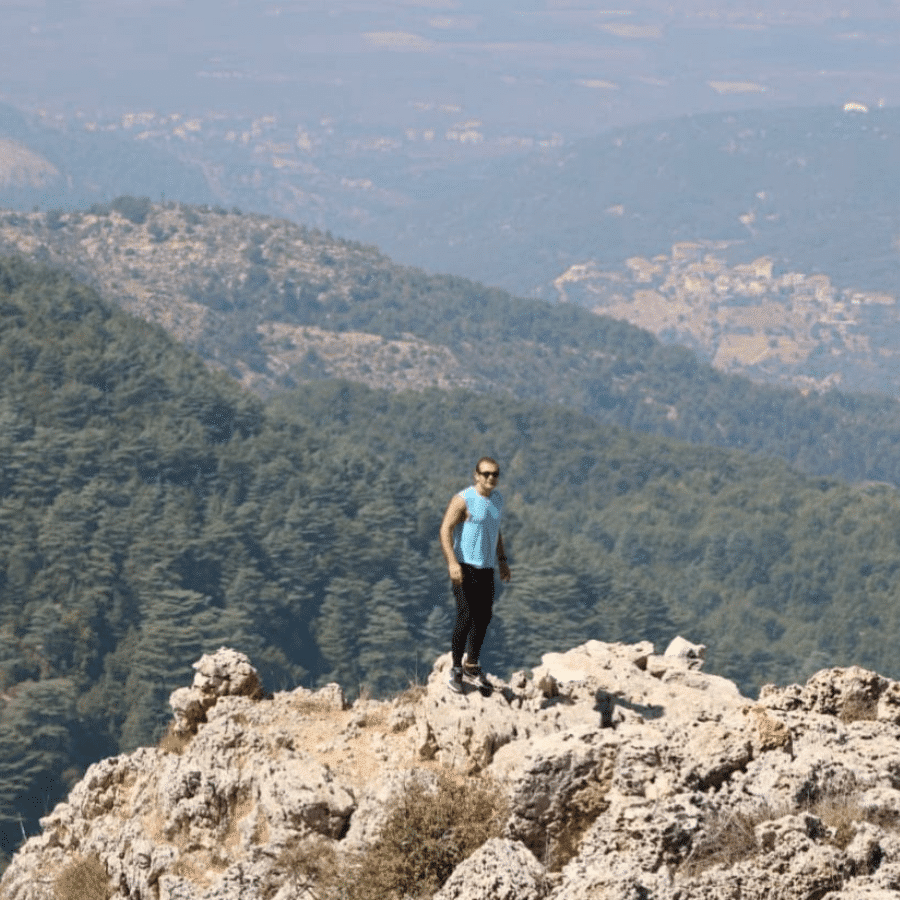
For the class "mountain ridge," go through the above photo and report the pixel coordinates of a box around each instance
[4,99,900,396]
[4,202,900,488]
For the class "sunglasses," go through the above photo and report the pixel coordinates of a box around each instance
[478,470,500,478]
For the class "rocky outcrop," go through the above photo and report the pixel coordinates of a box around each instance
[5,641,900,900]
[433,838,551,900]
[168,647,269,737]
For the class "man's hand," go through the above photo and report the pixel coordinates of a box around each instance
[499,560,511,582]
[448,561,463,585]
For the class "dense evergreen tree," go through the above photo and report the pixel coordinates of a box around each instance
[0,679,77,855]
[358,579,417,696]
[419,603,453,675]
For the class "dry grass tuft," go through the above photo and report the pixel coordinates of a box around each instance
[158,721,192,755]
[394,682,427,706]
[338,770,507,900]
[277,836,343,898]
[811,791,900,851]
[812,794,859,849]
[353,705,390,729]
[54,853,110,900]
[681,803,783,876]
[838,695,878,723]
[682,786,900,879]
[272,771,506,900]
[292,698,335,716]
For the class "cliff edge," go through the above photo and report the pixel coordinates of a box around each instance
[4,640,900,900]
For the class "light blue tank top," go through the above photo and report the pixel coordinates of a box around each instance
[453,486,504,569]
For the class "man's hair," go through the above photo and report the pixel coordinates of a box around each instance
[475,456,499,472]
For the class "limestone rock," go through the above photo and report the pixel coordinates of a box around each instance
[533,639,655,685]
[759,665,896,723]
[414,653,524,772]
[170,646,268,736]
[646,634,707,676]
[744,703,794,756]
[286,681,349,712]
[433,837,551,900]
[490,725,618,865]
[6,640,900,900]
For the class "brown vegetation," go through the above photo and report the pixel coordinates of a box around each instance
[157,721,192,755]
[682,787,900,878]
[681,803,779,876]
[54,854,109,900]
[274,769,507,899]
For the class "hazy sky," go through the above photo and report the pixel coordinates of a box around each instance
[2,0,899,136]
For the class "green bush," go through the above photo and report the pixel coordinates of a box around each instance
[110,195,152,225]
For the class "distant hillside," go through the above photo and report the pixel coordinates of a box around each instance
[555,246,900,397]
[392,105,900,395]
[4,204,900,488]
[0,102,215,210]
[4,100,898,303]
[404,106,900,297]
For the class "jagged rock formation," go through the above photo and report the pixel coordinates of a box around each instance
[4,640,900,899]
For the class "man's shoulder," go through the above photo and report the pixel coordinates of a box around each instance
[450,487,472,508]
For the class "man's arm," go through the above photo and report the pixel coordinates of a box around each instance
[496,531,511,582]
[439,494,468,585]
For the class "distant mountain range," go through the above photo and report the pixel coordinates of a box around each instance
[394,105,900,300]
[4,200,900,488]
[0,103,214,210]
[2,102,899,394]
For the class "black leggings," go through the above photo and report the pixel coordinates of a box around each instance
[451,563,495,667]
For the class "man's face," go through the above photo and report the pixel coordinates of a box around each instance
[474,463,500,495]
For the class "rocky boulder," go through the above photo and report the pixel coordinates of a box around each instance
[168,647,269,737]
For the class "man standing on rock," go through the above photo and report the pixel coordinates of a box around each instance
[439,456,511,693]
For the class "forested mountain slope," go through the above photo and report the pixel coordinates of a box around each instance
[278,382,900,694]
[4,257,900,866]
[3,206,900,488]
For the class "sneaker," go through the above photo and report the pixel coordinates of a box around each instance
[463,662,489,687]
[447,666,464,693]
